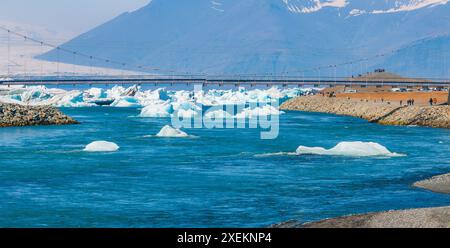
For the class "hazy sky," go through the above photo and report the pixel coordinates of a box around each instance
[0,0,150,34]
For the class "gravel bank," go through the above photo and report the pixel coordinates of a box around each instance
[281,96,450,128]
[0,103,78,127]
[414,173,450,194]
[272,207,450,228]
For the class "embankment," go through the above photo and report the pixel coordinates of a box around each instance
[281,96,450,129]
[0,103,78,127]
[271,207,450,228]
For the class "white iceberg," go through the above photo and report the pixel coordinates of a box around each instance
[235,105,284,119]
[83,141,120,152]
[204,109,234,119]
[0,85,313,109]
[156,125,189,138]
[139,101,173,117]
[110,97,140,107]
[296,141,404,157]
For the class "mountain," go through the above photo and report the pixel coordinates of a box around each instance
[38,0,450,78]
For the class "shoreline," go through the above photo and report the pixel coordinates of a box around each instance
[272,172,450,228]
[0,103,78,127]
[280,96,450,129]
[272,206,450,228]
[278,95,450,228]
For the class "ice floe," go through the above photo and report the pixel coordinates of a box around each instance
[0,85,319,114]
[155,125,189,138]
[139,101,173,117]
[235,106,285,119]
[83,141,120,152]
[296,141,404,157]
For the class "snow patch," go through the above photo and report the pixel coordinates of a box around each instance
[284,0,349,14]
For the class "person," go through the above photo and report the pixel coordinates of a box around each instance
[433,98,437,105]
[411,99,415,106]
[400,100,403,106]
[429,98,433,106]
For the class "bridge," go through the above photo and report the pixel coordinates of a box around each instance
[1,26,449,104]
[1,75,450,88]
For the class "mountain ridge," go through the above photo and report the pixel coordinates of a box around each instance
[38,0,450,78]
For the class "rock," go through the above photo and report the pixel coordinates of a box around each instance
[299,207,450,228]
[280,96,450,129]
[271,207,450,228]
[0,103,78,127]
[413,173,450,194]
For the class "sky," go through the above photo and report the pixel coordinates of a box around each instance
[0,0,150,35]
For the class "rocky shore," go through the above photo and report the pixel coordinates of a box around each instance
[0,103,78,127]
[276,97,450,228]
[414,173,450,194]
[281,96,450,129]
[272,207,450,228]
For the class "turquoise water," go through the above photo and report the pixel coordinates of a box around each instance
[0,107,449,227]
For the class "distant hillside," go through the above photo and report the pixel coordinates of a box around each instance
[380,35,450,79]
[348,71,432,82]
[38,0,450,78]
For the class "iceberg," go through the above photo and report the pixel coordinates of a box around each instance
[156,125,189,138]
[296,141,404,157]
[83,141,120,152]
[110,97,140,107]
[204,109,233,119]
[139,101,173,117]
[85,87,106,99]
[235,105,284,119]
[0,84,313,110]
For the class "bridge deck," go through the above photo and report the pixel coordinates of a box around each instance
[1,77,450,87]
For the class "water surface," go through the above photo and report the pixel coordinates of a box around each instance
[0,107,449,227]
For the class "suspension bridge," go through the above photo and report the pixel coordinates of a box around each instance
[1,25,449,103]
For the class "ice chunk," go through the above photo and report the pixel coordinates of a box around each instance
[204,109,233,119]
[156,125,189,138]
[84,141,120,152]
[296,141,404,157]
[85,87,106,99]
[111,97,140,107]
[139,101,173,117]
[235,105,284,118]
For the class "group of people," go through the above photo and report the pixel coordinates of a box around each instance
[401,99,415,106]
[400,98,439,106]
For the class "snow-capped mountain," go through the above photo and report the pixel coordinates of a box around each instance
[39,0,450,78]
[283,0,449,15]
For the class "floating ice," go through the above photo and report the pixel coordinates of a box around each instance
[83,141,120,152]
[296,141,404,157]
[111,97,140,107]
[0,85,317,109]
[156,125,189,138]
[172,101,202,118]
[85,87,106,99]
[139,101,173,117]
[235,105,285,119]
[204,109,233,119]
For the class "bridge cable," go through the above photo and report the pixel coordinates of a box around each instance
[0,25,196,77]
[7,29,11,77]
